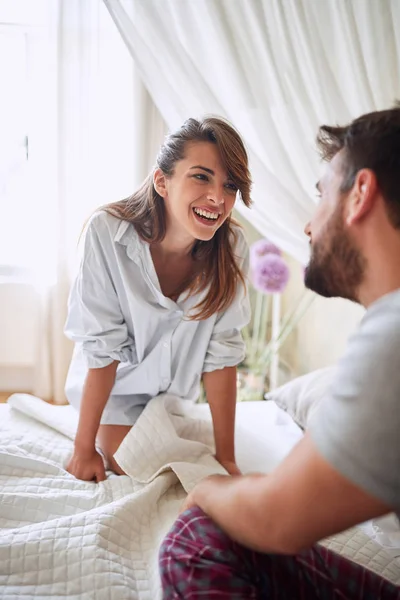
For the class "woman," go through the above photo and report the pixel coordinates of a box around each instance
[64,116,252,482]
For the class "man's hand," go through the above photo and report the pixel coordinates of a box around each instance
[66,447,106,482]
[179,457,242,515]
[180,475,229,514]
[180,457,241,512]
[180,490,198,514]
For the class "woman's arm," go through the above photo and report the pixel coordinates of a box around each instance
[66,361,118,482]
[201,229,250,476]
[203,366,240,475]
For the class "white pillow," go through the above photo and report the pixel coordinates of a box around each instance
[265,367,335,429]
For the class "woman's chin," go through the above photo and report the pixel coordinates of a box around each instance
[192,227,218,242]
[190,212,221,241]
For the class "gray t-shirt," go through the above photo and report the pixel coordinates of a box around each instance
[310,289,400,513]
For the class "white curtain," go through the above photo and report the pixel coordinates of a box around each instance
[103,0,400,263]
[32,0,166,403]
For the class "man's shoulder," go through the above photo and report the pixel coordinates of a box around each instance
[364,288,400,321]
[357,288,400,350]
[330,289,400,401]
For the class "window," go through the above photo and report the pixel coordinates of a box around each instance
[0,0,51,277]
[0,0,142,281]
[0,28,29,270]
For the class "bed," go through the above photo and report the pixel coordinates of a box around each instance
[0,394,399,599]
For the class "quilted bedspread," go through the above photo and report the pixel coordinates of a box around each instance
[0,393,303,599]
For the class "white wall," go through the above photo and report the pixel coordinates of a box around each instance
[281,256,364,375]
[296,295,364,372]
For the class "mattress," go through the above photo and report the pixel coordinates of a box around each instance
[0,395,399,599]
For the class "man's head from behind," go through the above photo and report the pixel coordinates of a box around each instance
[304,105,400,305]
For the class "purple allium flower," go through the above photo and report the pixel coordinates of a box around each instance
[250,238,281,270]
[251,253,289,294]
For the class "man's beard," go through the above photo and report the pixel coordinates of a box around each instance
[304,210,366,302]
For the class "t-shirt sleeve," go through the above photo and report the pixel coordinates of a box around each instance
[202,228,251,373]
[309,295,400,511]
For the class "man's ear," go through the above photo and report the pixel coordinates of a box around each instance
[153,168,168,198]
[345,169,377,226]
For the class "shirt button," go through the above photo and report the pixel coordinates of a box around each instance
[163,342,168,348]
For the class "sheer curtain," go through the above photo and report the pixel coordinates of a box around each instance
[103,0,400,263]
[31,0,400,400]
[32,0,166,403]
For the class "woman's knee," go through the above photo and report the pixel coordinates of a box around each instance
[97,424,131,475]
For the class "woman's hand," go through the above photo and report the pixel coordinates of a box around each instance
[66,447,106,483]
[68,362,118,483]
[216,457,242,476]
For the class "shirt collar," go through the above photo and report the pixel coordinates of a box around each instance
[114,219,141,263]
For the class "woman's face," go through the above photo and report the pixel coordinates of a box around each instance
[154,141,238,243]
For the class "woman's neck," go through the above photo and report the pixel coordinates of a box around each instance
[154,226,195,259]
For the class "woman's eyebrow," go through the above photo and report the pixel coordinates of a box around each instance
[190,165,215,175]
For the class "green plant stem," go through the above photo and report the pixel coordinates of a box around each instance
[259,294,270,356]
[250,291,263,364]
[255,292,315,371]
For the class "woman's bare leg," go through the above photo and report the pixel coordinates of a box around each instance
[97,424,131,475]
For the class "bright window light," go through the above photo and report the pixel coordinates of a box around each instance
[0,29,30,269]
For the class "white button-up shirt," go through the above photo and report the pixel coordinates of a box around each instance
[64,211,250,425]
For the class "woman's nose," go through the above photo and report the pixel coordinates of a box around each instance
[207,185,225,205]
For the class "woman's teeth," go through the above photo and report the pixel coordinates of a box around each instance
[193,208,219,220]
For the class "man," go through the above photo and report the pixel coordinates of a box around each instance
[159,106,400,599]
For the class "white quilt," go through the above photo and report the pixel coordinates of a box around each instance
[0,394,303,599]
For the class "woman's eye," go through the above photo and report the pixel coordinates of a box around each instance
[193,173,209,181]
[225,183,238,192]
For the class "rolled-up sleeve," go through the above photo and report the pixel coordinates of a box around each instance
[202,230,251,373]
[64,214,134,369]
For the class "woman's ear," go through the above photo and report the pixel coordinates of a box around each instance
[153,168,168,198]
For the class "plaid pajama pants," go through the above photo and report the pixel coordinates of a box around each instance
[159,507,400,599]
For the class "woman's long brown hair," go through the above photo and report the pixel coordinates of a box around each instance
[103,117,252,320]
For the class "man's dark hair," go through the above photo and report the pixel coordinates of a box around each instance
[317,103,400,228]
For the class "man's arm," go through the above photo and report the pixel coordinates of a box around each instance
[186,433,391,554]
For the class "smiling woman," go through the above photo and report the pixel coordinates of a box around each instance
[63,116,253,483]
[103,117,252,318]
[188,162,238,225]
[153,142,238,246]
